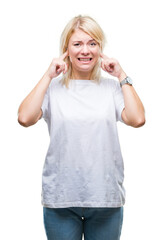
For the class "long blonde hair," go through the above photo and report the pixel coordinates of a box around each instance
[60,15,106,88]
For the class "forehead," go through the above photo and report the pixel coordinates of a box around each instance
[69,29,93,42]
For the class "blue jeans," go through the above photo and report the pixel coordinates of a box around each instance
[43,206,123,240]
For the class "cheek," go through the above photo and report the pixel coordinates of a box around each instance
[68,47,79,57]
[68,51,79,65]
[91,46,100,57]
[94,47,100,55]
[92,49,100,61]
[68,48,75,63]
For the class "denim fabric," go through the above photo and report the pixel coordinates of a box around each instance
[43,206,123,240]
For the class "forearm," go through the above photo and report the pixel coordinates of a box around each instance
[18,72,51,127]
[100,54,145,127]
[118,73,145,127]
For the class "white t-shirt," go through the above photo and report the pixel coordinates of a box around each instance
[41,76,125,208]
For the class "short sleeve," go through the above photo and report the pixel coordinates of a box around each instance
[41,87,50,121]
[113,80,125,122]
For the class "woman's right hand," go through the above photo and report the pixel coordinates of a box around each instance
[18,51,69,127]
[46,51,69,79]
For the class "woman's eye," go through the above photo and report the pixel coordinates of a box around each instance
[74,43,80,47]
[90,42,96,46]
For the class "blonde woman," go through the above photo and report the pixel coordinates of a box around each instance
[18,15,145,240]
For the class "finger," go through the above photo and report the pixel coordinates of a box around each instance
[101,61,107,72]
[100,52,104,59]
[56,67,62,74]
[60,50,69,60]
[56,64,64,74]
[105,62,114,72]
[56,62,67,74]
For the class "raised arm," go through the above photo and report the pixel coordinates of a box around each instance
[18,51,68,127]
[100,53,145,128]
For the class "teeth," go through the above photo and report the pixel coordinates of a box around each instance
[78,58,92,61]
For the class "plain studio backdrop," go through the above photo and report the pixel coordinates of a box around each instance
[0,0,163,239]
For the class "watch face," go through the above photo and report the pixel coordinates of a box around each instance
[127,77,133,85]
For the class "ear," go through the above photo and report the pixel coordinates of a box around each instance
[65,46,71,62]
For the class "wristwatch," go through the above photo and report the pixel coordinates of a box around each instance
[120,76,133,87]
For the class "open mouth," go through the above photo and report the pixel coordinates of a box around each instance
[77,58,93,61]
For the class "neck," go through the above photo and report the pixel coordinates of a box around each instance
[71,70,91,80]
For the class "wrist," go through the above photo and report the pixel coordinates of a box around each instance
[44,71,53,82]
[118,72,127,82]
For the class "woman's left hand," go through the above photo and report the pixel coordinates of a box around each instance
[100,53,126,80]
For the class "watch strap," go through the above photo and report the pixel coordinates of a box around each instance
[120,76,133,87]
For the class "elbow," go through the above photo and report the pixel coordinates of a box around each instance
[18,114,30,127]
[133,117,146,128]
[18,113,33,127]
[18,109,42,127]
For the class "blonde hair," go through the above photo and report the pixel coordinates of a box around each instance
[60,15,106,88]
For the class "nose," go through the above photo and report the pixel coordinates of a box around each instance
[81,44,90,55]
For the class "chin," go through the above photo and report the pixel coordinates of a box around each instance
[76,63,95,71]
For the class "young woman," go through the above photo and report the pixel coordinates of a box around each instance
[18,15,145,240]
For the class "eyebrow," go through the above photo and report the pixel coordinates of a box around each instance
[72,39,96,43]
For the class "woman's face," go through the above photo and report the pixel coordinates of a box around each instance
[68,29,100,79]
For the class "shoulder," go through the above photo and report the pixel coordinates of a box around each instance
[49,76,63,89]
[100,77,120,91]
